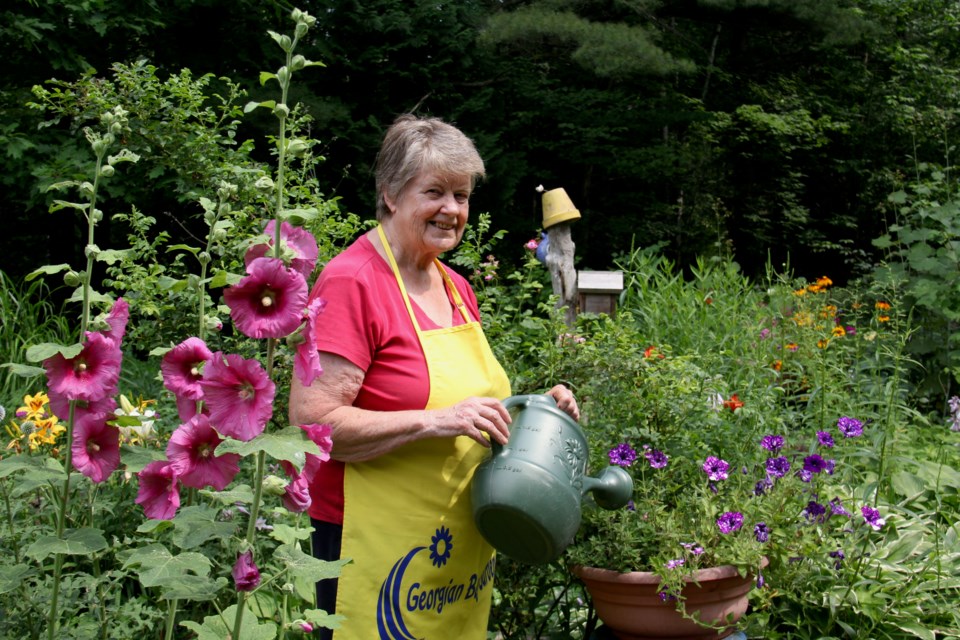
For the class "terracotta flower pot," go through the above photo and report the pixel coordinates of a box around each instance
[573,560,766,640]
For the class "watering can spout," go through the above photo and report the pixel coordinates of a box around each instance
[582,466,633,510]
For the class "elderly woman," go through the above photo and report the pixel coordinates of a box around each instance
[289,114,578,640]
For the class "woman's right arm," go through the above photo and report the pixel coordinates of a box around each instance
[288,351,512,462]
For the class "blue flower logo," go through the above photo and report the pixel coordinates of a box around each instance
[429,526,454,567]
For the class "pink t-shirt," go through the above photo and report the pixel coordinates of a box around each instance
[306,233,481,523]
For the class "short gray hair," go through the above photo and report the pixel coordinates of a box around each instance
[374,114,486,220]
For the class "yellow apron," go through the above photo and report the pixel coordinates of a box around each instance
[334,225,511,639]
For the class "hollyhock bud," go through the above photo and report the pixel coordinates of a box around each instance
[232,550,261,592]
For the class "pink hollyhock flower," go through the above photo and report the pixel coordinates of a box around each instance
[224,257,308,339]
[294,298,326,387]
[300,423,334,462]
[44,332,122,403]
[245,220,319,279]
[71,412,121,483]
[161,337,213,420]
[136,460,181,520]
[280,472,311,513]
[166,414,241,491]
[232,550,261,591]
[200,352,275,441]
[101,298,130,346]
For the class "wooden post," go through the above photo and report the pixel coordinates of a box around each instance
[545,223,578,325]
[540,186,582,326]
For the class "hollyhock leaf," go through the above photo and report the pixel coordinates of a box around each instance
[170,505,236,550]
[217,425,320,465]
[25,527,108,561]
[273,544,350,583]
[181,605,277,640]
[224,257,308,339]
[120,444,166,474]
[269,523,313,546]
[0,565,35,596]
[208,270,244,288]
[199,484,255,505]
[27,342,83,362]
[0,363,47,378]
[156,574,229,602]
[301,609,346,633]
[123,544,213,588]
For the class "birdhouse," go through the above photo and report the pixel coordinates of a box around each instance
[577,271,624,317]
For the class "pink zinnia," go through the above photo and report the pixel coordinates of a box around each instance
[200,352,275,441]
[245,220,319,279]
[101,298,130,346]
[224,257,308,339]
[71,412,121,483]
[44,331,122,403]
[166,414,241,491]
[136,460,181,520]
[294,298,326,387]
[232,550,261,591]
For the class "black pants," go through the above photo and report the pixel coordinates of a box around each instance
[310,518,343,640]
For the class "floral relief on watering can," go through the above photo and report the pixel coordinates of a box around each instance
[471,394,633,565]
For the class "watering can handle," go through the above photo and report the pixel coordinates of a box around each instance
[502,394,556,412]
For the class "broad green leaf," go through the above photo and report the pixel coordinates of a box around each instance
[180,604,277,640]
[302,609,345,632]
[95,249,133,264]
[25,341,83,362]
[0,363,47,378]
[24,263,71,281]
[274,544,349,583]
[157,574,227,601]
[270,523,312,546]
[278,207,318,224]
[11,465,70,496]
[891,471,926,498]
[157,275,188,292]
[208,270,243,288]
[166,244,200,255]
[48,200,89,213]
[218,426,320,467]
[26,527,108,561]
[244,98,277,112]
[0,455,66,481]
[120,445,166,474]
[136,519,174,534]
[171,505,237,549]
[67,287,112,305]
[894,621,936,640]
[0,564,35,595]
[200,484,255,505]
[123,544,212,587]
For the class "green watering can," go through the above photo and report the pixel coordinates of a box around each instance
[471,394,634,565]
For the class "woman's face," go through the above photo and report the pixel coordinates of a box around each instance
[384,170,472,261]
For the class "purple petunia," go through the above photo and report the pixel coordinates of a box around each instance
[803,454,829,474]
[830,497,852,517]
[608,443,637,467]
[754,522,770,543]
[861,505,886,530]
[717,511,744,534]
[816,430,835,447]
[804,500,827,522]
[702,456,730,481]
[644,449,669,469]
[838,416,864,438]
[760,434,784,453]
[766,456,791,478]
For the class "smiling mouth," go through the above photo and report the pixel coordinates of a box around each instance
[431,221,455,231]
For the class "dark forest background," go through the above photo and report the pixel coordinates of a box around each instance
[2,0,959,284]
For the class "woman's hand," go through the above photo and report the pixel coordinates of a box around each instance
[433,396,512,448]
[547,384,580,421]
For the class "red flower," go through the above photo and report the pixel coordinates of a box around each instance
[44,332,122,404]
[643,346,665,360]
[200,352,275,441]
[723,394,744,412]
[232,550,261,591]
[224,257,308,339]
[166,414,241,491]
[71,412,121,483]
[244,220,319,280]
[136,460,181,520]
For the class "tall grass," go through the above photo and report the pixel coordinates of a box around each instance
[0,270,72,407]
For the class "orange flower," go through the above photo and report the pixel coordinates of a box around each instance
[878,315,890,323]
[817,338,830,349]
[643,345,665,359]
[786,342,799,352]
[831,326,846,337]
[723,394,744,412]
[817,275,833,288]
[793,288,807,296]
[807,283,823,293]
[772,360,782,371]
[875,301,891,310]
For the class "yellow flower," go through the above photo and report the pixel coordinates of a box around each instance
[806,284,823,293]
[817,338,830,349]
[817,275,833,288]
[792,312,811,327]
[17,392,50,421]
[878,315,891,323]
[831,326,846,337]
[875,301,891,310]
[793,288,807,296]
[29,416,64,450]
[820,305,837,319]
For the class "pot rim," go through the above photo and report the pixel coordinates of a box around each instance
[571,557,769,585]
